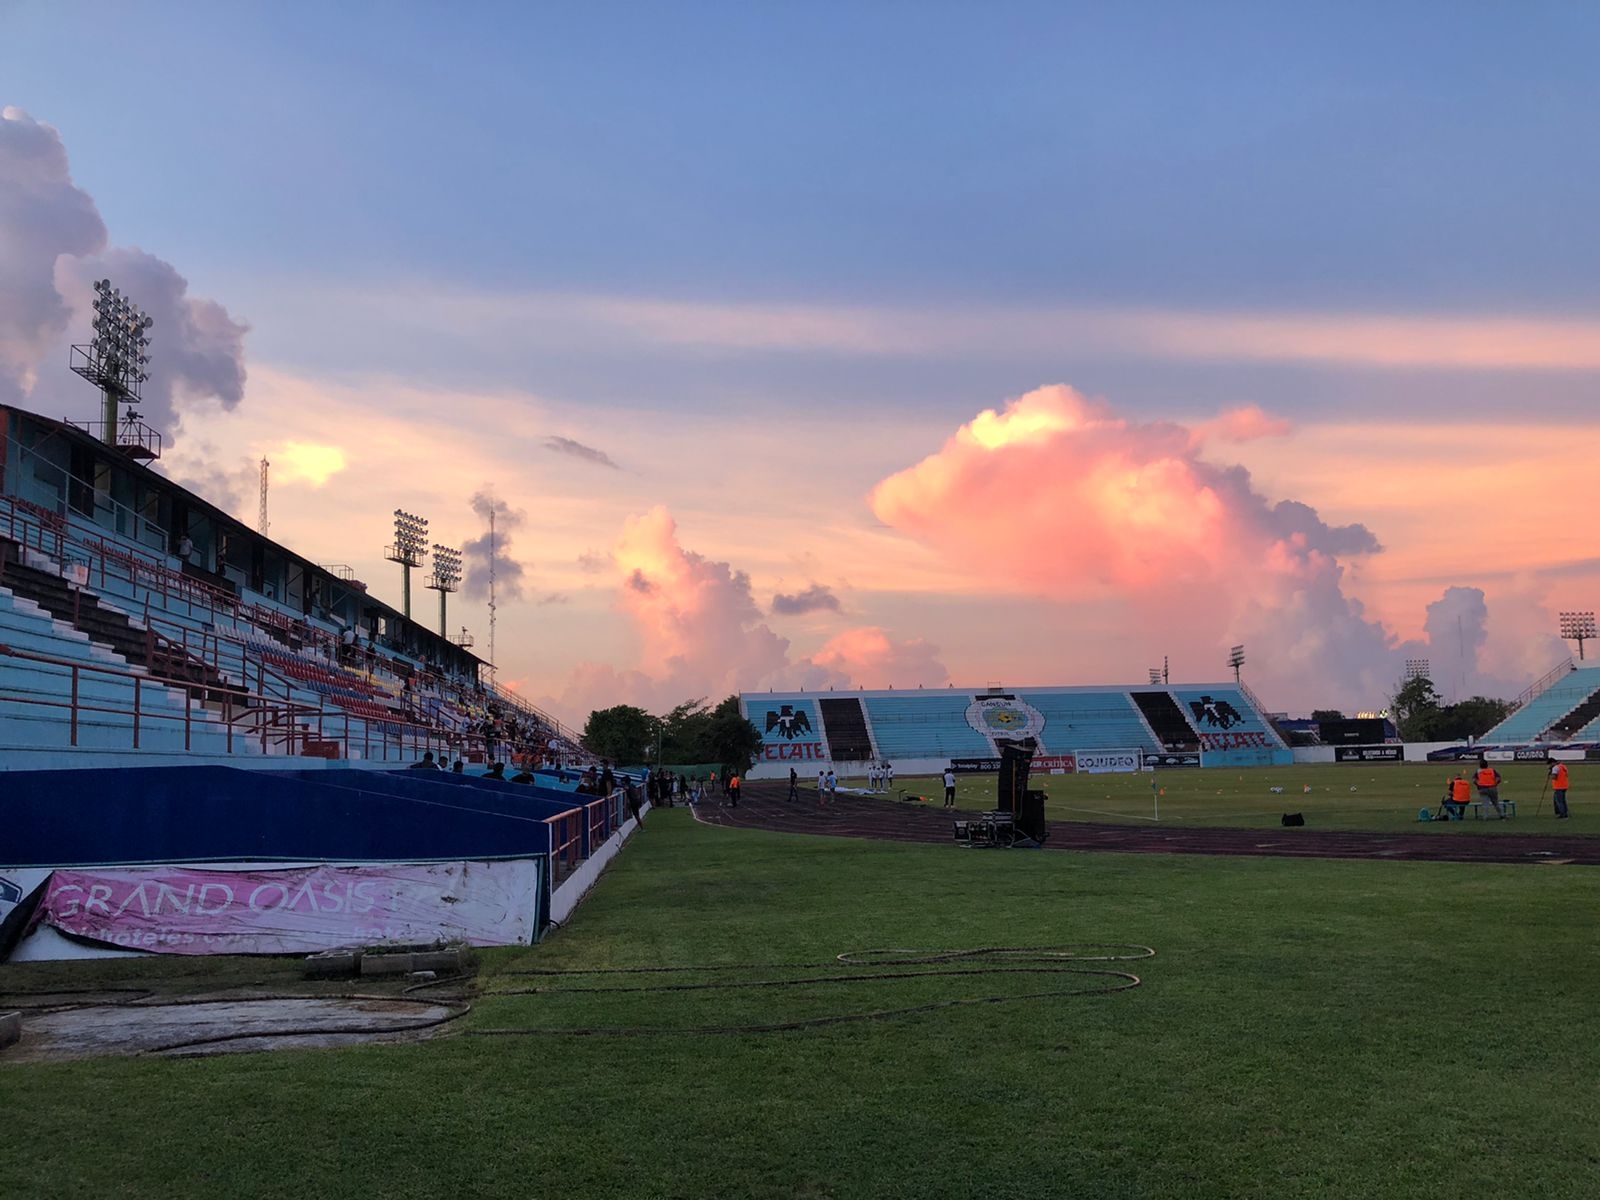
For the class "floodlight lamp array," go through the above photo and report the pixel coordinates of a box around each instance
[75,278,154,398]
[1227,644,1246,669]
[1403,658,1431,680]
[391,509,430,563]
[429,543,463,591]
[1558,612,1597,640]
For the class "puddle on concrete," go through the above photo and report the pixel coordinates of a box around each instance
[3,996,463,1062]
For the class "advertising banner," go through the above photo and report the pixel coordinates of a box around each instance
[1333,745,1404,763]
[34,860,542,955]
[1076,750,1141,774]
[752,699,828,763]
[1513,747,1550,762]
[951,754,1077,774]
[951,758,1002,773]
[1143,752,1202,768]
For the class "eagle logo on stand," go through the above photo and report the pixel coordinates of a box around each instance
[766,705,813,740]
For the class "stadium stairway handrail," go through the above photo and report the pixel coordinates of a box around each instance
[1512,657,1576,712]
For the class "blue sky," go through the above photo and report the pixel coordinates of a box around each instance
[4,2,1598,720]
[11,2,1600,314]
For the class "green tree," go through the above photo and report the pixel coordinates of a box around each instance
[581,704,658,765]
[658,698,715,764]
[1392,675,1444,742]
[1310,709,1345,723]
[1435,696,1514,741]
[706,694,763,774]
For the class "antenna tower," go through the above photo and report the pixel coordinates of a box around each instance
[487,506,497,681]
[258,457,270,535]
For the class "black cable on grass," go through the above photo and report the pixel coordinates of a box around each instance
[0,986,155,1010]
[468,944,1153,1038]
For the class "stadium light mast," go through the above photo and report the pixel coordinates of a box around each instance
[1228,644,1246,685]
[1559,611,1596,661]
[70,279,160,459]
[386,510,429,619]
[1403,658,1430,681]
[1148,668,1162,686]
[427,544,463,637]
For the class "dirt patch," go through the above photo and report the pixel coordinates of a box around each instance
[1,994,466,1062]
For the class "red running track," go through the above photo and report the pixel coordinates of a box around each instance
[692,781,1600,867]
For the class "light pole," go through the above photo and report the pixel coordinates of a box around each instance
[427,544,462,637]
[386,510,429,619]
[1559,612,1596,661]
[70,279,158,458]
[1228,644,1245,685]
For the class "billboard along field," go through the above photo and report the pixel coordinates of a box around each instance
[1,808,1597,1199]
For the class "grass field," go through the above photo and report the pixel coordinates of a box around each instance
[2,805,1597,1198]
[877,762,1594,835]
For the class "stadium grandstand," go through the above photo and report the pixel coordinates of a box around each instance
[1482,662,1600,744]
[740,683,1293,778]
[0,403,582,771]
[0,394,647,963]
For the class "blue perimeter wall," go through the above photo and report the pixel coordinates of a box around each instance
[0,765,565,869]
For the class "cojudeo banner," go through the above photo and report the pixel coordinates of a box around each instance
[34,860,543,954]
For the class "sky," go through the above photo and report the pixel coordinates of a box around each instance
[3,2,1598,727]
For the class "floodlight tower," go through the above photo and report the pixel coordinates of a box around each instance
[386,510,429,619]
[1148,668,1163,686]
[427,544,463,636]
[70,279,158,458]
[1228,644,1246,685]
[1559,611,1596,661]
[1404,658,1431,681]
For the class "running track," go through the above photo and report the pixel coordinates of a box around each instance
[693,781,1600,867]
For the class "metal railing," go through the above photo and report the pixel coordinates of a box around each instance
[0,640,483,763]
[1512,658,1577,712]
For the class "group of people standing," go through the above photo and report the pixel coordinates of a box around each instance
[1441,757,1573,819]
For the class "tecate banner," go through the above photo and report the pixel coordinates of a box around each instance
[1076,750,1141,774]
[34,860,543,954]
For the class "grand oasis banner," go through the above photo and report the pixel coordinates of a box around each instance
[31,860,543,955]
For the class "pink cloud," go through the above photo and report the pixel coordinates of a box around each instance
[808,626,949,690]
[543,507,949,724]
[1191,404,1293,445]
[869,384,1401,704]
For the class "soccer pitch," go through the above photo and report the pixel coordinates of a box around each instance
[889,762,1594,835]
[2,807,1596,1198]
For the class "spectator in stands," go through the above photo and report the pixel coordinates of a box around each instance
[943,765,957,808]
[176,532,194,565]
[1550,761,1571,818]
[510,765,535,785]
[599,762,616,796]
[1474,757,1504,817]
[577,766,599,795]
[409,751,441,770]
[483,761,506,780]
[451,759,464,774]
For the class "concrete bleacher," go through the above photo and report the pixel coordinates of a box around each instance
[0,584,253,756]
[1025,691,1155,752]
[862,695,994,760]
[1483,666,1600,743]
